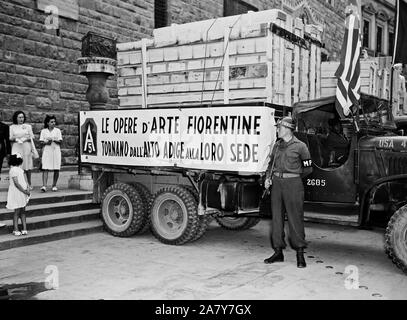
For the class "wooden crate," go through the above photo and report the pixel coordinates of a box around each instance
[321,57,407,115]
[116,9,323,108]
[321,59,378,97]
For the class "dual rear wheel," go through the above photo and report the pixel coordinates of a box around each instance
[101,183,260,245]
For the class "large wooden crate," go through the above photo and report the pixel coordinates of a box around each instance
[321,60,378,97]
[321,57,407,116]
[116,9,323,108]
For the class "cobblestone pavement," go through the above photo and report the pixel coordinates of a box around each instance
[1,220,406,300]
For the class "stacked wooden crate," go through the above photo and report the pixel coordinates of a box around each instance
[117,9,323,108]
[321,57,407,115]
[321,60,379,97]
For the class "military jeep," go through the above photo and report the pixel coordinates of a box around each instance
[287,93,407,274]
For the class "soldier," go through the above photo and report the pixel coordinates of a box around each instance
[263,117,313,268]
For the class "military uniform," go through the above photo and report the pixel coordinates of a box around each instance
[265,132,313,251]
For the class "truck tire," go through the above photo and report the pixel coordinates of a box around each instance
[183,185,211,242]
[150,186,199,245]
[101,183,146,237]
[385,205,407,274]
[215,216,261,230]
[132,182,153,234]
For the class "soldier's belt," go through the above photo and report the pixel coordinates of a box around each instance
[273,172,300,178]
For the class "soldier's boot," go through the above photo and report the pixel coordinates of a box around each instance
[264,249,284,264]
[296,248,306,268]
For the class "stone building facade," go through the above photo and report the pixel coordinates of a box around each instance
[0,0,395,165]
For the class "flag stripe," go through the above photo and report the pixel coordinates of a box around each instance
[393,0,400,63]
[393,0,407,65]
[335,1,362,117]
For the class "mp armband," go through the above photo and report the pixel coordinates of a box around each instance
[302,159,312,167]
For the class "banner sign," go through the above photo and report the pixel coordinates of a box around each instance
[79,106,276,174]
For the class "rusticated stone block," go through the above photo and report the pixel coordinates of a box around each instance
[29,111,46,124]
[65,136,78,148]
[61,149,76,157]
[35,97,52,110]
[63,114,78,125]
[32,123,43,134]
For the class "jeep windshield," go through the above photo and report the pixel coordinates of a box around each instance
[291,94,397,169]
[292,93,397,132]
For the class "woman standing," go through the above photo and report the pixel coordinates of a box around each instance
[9,111,35,189]
[40,115,62,192]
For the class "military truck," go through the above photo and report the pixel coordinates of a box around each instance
[79,93,407,274]
[78,9,407,274]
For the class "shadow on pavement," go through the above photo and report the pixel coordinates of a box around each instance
[0,281,53,300]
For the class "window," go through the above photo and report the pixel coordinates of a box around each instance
[389,31,395,56]
[363,19,369,48]
[223,0,258,17]
[376,25,383,54]
[296,111,351,169]
[154,0,168,28]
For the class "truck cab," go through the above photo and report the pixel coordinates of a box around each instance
[292,93,407,225]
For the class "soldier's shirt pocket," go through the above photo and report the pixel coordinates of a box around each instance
[286,153,300,169]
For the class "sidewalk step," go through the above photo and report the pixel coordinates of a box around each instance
[0,200,99,221]
[0,220,103,251]
[0,190,93,207]
[0,209,101,235]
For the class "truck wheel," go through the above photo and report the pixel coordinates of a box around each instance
[101,183,146,237]
[132,182,152,234]
[150,186,199,245]
[385,205,407,274]
[183,185,210,242]
[215,216,261,230]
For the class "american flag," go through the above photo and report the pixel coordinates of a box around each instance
[393,0,407,65]
[335,0,362,117]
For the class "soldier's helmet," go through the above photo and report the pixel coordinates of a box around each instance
[275,116,295,130]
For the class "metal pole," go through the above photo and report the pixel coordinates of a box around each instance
[390,65,395,116]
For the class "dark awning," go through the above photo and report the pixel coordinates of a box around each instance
[292,96,337,119]
[292,93,392,121]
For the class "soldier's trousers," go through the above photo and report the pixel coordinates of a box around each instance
[270,176,308,250]
[0,155,4,176]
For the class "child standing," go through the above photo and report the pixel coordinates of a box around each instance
[6,153,30,236]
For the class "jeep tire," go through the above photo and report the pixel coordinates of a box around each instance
[385,204,407,274]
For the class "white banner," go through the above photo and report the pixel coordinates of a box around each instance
[79,106,276,174]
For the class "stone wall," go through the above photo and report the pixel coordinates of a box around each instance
[0,0,154,165]
[168,0,282,24]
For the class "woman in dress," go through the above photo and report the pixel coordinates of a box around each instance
[40,115,62,192]
[9,111,34,189]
